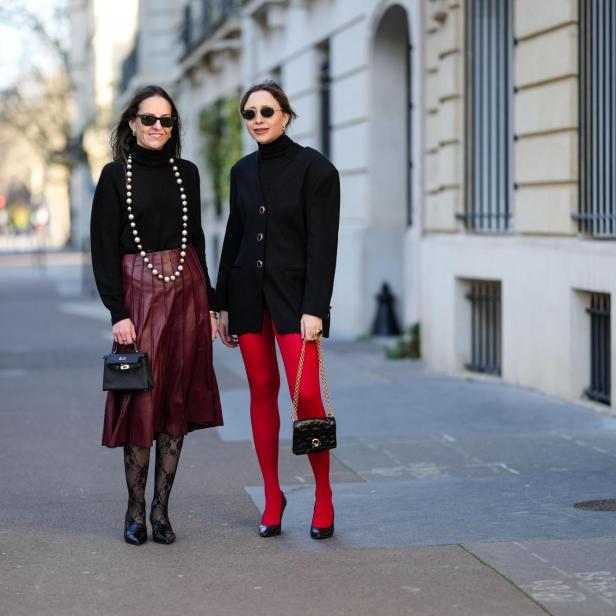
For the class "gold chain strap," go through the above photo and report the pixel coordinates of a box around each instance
[291,339,334,421]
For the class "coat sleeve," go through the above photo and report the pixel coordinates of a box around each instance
[215,167,243,312]
[301,162,340,319]
[90,163,130,325]
[188,164,216,308]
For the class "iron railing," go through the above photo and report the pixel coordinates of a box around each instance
[465,280,502,375]
[586,293,611,404]
[576,0,616,236]
[462,0,513,232]
[182,0,242,55]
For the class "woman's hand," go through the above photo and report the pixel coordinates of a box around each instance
[218,310,238,348]
[210,314,219,343]
[112,318,137,346]
[301,313,323,341]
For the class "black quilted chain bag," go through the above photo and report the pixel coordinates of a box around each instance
[291,339,337,455]
[103,343,154,392]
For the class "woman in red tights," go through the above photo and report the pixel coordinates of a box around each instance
[215,81,340,539]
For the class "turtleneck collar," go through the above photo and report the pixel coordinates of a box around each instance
[258,133,293,160]
[131,143,172,168]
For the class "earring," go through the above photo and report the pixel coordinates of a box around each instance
[282,124,287,133]
[132,130,136,137]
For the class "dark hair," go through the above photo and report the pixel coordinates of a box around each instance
[110,85,182,162]
[239,80,298,125]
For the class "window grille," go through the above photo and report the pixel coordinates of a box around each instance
[586,293,611,404]
[576,0,616,236]
[462,0,513,232]
[466,280,502,375]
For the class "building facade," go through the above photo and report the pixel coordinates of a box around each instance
[107,0,616,413]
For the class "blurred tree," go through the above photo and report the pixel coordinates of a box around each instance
[0,1,88,170]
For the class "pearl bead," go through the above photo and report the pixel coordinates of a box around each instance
[169,158,174,164]
[127,191,131,197]
[127,207,132,212]
[152,269,158,275]
[182,208,188,213]
[130,222,136,228]
[176,178,182,184]
[147,263,153,269]
[158,274,164,280]
[179,258,185,264]
[173,166,178,171]
[181,194,187,200]
[182,215,188,221]
[143,257,149,263]
[127,171,132,177]
[137,244,142,250]
[177,265,183,271]
[134,237,140,243]
[182,230,188,236]
[170,275,176,281]
[126,184,131,190]
[174,271,180,277]
[181,244,186,249]
[126,198,132,204]
[180,251,186,257]
[128,214,134,220]
[164,276,170,283]
[183,223,188,228]
[175,172,180,177]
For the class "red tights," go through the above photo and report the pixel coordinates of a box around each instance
[239,311,334,528]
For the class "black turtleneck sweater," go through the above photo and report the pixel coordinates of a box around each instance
[90,144,214,324]
[257,133,303,200]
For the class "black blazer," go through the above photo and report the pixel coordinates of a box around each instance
[215,146,340,336]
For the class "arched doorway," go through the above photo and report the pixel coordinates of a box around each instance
[367,4,412,332]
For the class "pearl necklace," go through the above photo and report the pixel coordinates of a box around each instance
[125,153,188,283]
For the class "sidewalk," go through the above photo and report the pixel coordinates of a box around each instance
[2,264,616,615]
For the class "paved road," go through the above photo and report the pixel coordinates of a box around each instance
[2,259,616,615]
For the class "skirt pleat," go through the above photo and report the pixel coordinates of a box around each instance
[102,244,223,448]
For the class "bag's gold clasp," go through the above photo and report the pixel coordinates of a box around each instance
[311,438,321,448]
[120,364,130,370]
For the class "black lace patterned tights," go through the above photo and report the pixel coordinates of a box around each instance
[123,434,184,526]
[123,444,150,525]
[150,433,184,525]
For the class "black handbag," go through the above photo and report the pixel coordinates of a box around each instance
[102,343,154,392]
[291,339,337,455]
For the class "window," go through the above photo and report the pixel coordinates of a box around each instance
[576,0,616,236]
[317,40,331,159]
[465,280,502,375]
[462,0,513,232]
[586,293,611,404]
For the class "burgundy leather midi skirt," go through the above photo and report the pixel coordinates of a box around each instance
[102,244,223,448]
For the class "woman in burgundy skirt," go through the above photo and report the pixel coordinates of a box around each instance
[90,85,223,545]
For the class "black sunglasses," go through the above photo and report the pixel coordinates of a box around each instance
[136,114,176,128]
[241,106,281,120]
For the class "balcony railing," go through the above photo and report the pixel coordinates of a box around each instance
[182,0,243,55]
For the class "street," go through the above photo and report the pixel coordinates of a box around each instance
[2,257,616,615]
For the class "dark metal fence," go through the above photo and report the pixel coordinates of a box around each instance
[466,280,502,375]
[576,0,616,236]
[586,293,611,404]
[462,0,513,232]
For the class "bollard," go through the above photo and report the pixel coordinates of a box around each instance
[371,282,401,336]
